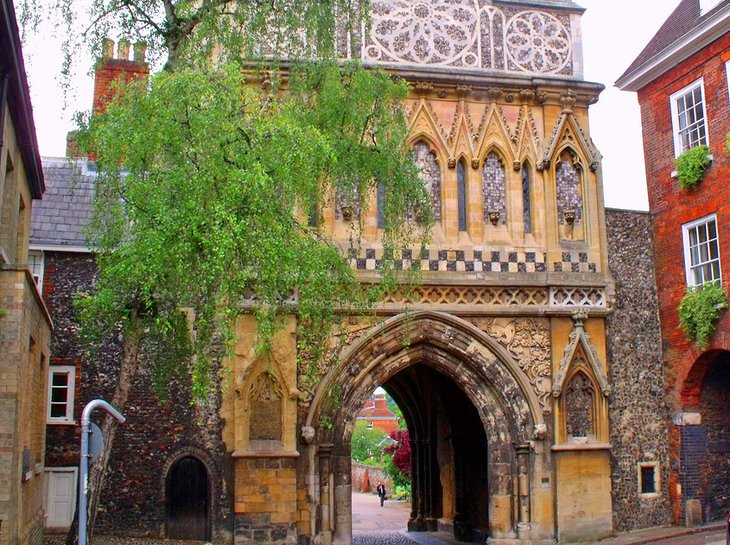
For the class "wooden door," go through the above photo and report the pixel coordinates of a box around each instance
[166,456,209,540]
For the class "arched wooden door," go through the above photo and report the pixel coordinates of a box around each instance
[166,456,210,540]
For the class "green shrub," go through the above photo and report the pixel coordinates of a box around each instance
[675,145,710,190]
[678,282,728,349]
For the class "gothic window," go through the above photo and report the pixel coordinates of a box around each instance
[556,151,582,225]
[521,163,532,234]
[413,141,441,221]
[482,152,506,225]
[457,159,467,231]
[565,371,595,439]
[249,373,282,442]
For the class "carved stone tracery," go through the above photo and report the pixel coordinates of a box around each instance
[363,1,573,75]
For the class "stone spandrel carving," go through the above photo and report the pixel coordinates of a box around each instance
[470,318,552,414]
[362,1,573,75]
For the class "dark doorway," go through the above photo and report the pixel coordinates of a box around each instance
[166,456,210,540]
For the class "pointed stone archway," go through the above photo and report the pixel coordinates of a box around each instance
[303,311,553,545]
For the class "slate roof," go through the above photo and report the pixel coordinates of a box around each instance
[30,157,95,249]
[618,0,730,84]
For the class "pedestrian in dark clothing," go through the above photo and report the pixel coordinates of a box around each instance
[377,482,386,507]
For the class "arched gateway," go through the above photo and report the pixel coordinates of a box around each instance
[303,311,550,545]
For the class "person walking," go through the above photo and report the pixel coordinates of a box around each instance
[376,482,387,507]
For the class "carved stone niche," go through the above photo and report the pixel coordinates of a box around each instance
[249,372,283,448]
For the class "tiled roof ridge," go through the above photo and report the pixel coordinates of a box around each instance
[618,0,729,84]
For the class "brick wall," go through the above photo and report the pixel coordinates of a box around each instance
[636,29,730,524]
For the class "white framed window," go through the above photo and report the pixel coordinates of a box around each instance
[726,60,730,102]
[28,250,44,292]
[47,366,75,424]
[637,462,659,497]
[670,79,709,156]
[682,214,721,287]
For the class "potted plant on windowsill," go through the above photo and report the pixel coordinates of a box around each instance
[678,282,728,349]
[675,145,711,190]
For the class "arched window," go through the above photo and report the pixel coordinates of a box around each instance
[521,163,532,234]
[556,151,583,225]
[412,141,442,221]
[565,371,595,439]
[457,159,467,232]
[482,153,506,225]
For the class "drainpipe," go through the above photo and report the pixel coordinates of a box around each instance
[78,399,125,545]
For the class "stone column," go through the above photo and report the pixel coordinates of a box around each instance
[515,444,531,539]
[318,445,333,545]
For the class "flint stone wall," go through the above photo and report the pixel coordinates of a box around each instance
[605,209,671,530]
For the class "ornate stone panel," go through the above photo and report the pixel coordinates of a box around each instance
[362,1,574,75]
[249,372,283,441]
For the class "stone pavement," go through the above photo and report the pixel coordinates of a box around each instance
[45,494,727,545]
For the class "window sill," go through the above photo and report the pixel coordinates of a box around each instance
[47,419,77,426]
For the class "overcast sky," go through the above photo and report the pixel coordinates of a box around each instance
[21,0,680,211]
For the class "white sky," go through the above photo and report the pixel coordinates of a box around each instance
[21,0,680,211]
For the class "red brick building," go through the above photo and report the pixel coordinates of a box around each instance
[356,393,399,435]
[617,0,730,525]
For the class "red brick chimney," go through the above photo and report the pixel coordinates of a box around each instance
[92,38,149,115]
[67,38,149,157]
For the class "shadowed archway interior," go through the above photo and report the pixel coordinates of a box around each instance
[166,456,210,541]
[384,364,490,541]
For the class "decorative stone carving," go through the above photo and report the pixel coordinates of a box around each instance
[560,90,576,113]
[549,287,606,308]
[470,318,552,415]
[532,423,547,440]
[383,286,549,307]
[366,0,481,66]
[301,426,315,444]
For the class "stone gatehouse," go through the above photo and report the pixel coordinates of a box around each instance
[32,1,677,544]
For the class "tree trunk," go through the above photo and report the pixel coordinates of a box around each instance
[66,329,142,545]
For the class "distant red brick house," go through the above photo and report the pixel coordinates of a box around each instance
[356,393,399,434]
[616,0,729,526]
